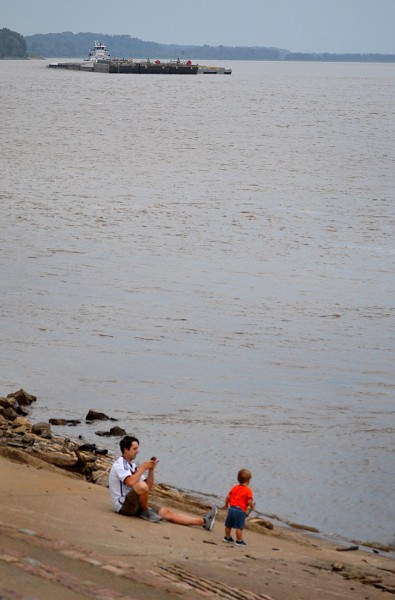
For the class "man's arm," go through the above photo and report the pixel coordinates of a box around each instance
[144,457,159,490]
[123,460,156,488]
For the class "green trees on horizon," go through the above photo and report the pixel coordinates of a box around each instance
[0,28,27,58]
[25,32,395,62]
[1,28,394,62]
[25,31,283,60]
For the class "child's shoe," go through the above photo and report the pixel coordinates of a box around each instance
[235,539,247,546]
[223,536,234,543]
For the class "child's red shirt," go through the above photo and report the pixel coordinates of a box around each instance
[228,484,253,511]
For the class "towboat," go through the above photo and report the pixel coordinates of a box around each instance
[84,41,111,63]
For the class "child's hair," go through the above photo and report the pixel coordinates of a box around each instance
[237,468,252,484]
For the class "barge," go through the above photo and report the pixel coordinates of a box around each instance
[47,41,231,75]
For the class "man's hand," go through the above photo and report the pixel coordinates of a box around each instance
[144,457,159,471]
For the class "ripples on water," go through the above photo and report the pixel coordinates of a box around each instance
[1,59,394,545]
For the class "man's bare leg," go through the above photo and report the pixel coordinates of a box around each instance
[159,507,204,525]
[133,481,149,512]
[158,506,217,530]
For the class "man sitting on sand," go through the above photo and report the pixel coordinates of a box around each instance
[109,435,217,529]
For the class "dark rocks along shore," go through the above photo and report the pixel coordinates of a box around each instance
[0,388,115,486]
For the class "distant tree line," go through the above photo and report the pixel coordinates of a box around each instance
[25,31,285,60]
[2,29,395,62]
[0,28,27,58]
[26,32,395,62]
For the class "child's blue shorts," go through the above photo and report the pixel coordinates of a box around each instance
[225,506,246,530]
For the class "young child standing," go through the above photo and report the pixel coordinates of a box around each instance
[222,468,255,546]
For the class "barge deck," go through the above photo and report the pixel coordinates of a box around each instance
[47,59,231,75]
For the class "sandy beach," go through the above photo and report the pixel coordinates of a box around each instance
[0,443,394,600]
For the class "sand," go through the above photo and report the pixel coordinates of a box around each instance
[0,447,394,600]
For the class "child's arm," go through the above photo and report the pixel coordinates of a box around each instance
[221,492,230,511]
[246,497,255,516]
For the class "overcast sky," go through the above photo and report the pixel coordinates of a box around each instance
[1,0,395,54]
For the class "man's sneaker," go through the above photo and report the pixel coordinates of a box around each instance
[235,539,247,546]
[223,536,234,543]
[140,508,162,523]
[203,506,217,531]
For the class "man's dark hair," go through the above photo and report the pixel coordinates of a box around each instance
[120,435,139,453]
